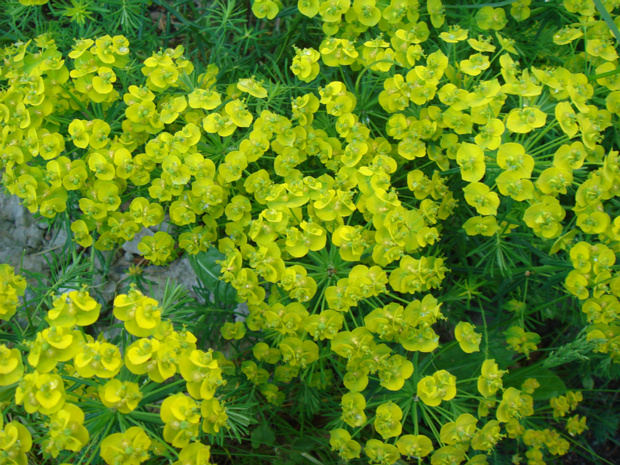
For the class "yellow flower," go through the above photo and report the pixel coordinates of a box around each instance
[555,101,579,138]
[330,428,361,461]
[460,53,490,76]
[374,402,403,439]
[395,434,433,459]
[476,6,507,30]
[566,415,587,436]
[455,321,482,353]
[496,387,533,423]
[468,36,496,53]
[0,264,26,321]
[28,326,82,373]
[341,391,366,428]
[440,25,468,43]
[74,339,122,378]
[496,143,534,178]
[16,372,66,415]
[440,413,477,446]
[100,427,151,465]
[43,403,89,457]
[364,439,401,465]
[99,379,142,413]
[172,443,212,465]
[463,216,500,236]
[0,344,24,386]
[506,106,547,133]
[523,196,565,239]
[252,0,280,19]
[477,359,506,398]
[463,182,500,216]
[456,143,486,182]
[179,349,223,400]
[417,370,456,406]
[161,393,201,447]
[201,398,228,434]
[504,326,540,356]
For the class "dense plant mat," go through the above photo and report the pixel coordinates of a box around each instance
[0,0,619,464]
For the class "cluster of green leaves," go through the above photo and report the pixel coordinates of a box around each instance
[0,0,620,465]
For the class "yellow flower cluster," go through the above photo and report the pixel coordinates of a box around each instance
[566,239,620,361]
[0,264,225,464]
[2,0,615,462]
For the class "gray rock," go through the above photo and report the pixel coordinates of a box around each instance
[0,192,48,273]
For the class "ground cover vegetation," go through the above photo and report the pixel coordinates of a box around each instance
[0,0,619,464]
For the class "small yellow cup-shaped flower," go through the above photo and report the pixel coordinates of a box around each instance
[279,337,319,368]
[179,349,223,400]
[70,220,93,248]
[298,0,319,17]
[43,403,89,457]
[456,142,485,182]
[125,337,160,374]
[396,434,433,459]
[440,413,478,446]
[68,119,90,148]
[566,415,587,436]
[550,395,571,418]
[341,391,366,428]
[252,342,281,364]
[237,76,268,98]
[506,106,547,133]
[304,310,344,341]
[99,379,142,413]
[374,344,408,381]
[201,398,228,434]
[16,372,66,415]
[0,344,24,386]
[100,426,151,465]
[455,321,482,353]
[172,443,211,465]
[523,196,565,239]
[332,225,367,261]
[471,420,503,451]
[161,393,201,447]
[555,101,578,137]
[329,428,361,460]
[220,321,246,340]
[68,287,100,326]
[440,25,468,43]
[496,387,533,423]
[496,143,534,178]
[478,359,506,398]
[225,99,253,127]
[251,0,280,19]
[504,326,540,356]
[130,297,161,337]
[290,47,320,82]
[417,369,456,406]
[463,216,500,237]
[0,419,31,465]
[476,6,507,30]
[28,326,83,373]
[374,402,403,439]
[463,182,500,216]
[364,439,401,465]
[521,378,540,394]
[460,53,490,76]
[74,340,122,378]
[553,26,583,45]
